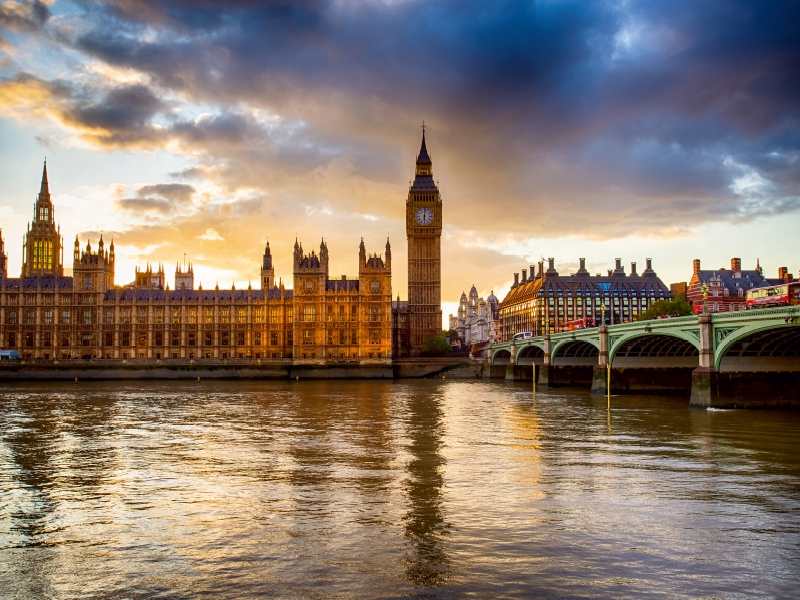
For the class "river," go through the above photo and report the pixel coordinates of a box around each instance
[1,380,798,598]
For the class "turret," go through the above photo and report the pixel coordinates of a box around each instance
[385,237,391,269]
[261,241,274,290]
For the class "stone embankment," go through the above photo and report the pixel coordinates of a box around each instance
[0,358,487,381]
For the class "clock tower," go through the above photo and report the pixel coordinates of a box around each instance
[406,125,442,355]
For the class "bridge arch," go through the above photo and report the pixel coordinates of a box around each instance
[516,343,546,365]
[552,340,599,365]
[492,349,512,365]
[610,333,699,368]
[716,324,800,372]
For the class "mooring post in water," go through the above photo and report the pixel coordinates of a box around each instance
[296,376,299,382]
[197,376,200,383]
[442,374,445,381]
[74,377,78,384]
[533,364,536,401]
[607,363,611,410]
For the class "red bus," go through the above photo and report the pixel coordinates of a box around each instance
[746,282,800,309]
[565,317,595,331]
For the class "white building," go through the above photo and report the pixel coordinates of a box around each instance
[448,285,500,353]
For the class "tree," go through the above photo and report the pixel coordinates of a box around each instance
[635,297,693,321]
[420,335,454,357]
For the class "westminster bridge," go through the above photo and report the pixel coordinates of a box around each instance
[490,306,800,409]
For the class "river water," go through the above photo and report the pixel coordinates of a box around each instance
[0,380,798,599]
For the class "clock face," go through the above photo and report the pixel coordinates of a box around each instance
[415,207,434,226]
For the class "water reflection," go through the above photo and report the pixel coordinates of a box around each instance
[401,384,451,588]
[0,381,798,599]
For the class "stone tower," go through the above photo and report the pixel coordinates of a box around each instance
[261,241,275,289]
[0,228,6,280]
[22,161,64,278]
[73,235,115,293]
[406,125,442,354]
[175,262,194,290]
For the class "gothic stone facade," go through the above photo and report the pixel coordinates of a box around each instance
[0,164,393,361]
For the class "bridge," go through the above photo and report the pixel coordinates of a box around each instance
[489,306,800,409]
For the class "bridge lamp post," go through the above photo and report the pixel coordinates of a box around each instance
[600,302,607,326]
[701,283,709,314]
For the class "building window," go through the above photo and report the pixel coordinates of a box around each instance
[205,332,213,346]
[236,332,245,346]
[351,305,358,321]
[60,333,69,347]
[369,305,381,322]
[205,307,214,323]
[339,330,346,345]
[8,332,16,346]
[25,309,35,325]
[269,307,281,324]
[82,309,92,324]
[370,280,380,293]
[303,329,314,345]
[237,308,246,324]
[122,332,131,347]
[155,307,164,324]
[172,308,180,324]
[122,308,131,324]
[351,330,358,345]
[138,308,147,322]
[155,332,164,346]
[84,275,92,290]
[105,332,114,347]
[44,332,52,347]
[81,333,90,347]
[188,308,197,324]
[221,332,230,346]
[32,240,53,270]
[171,332,180,346]
[270,332,279,346]
[221,307,230,325]
[188,333,196,346]
[138,331,147,346]
[43,295,53,305]
[253,308,263,324]
[302,305,315,322]
[254,332,262,346]
[328,330,335,345]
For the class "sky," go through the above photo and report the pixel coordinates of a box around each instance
[1,0,798,327]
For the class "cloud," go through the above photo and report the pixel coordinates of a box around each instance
[1,0,799,302]
[117,182,196,214]
[197,227,223,241]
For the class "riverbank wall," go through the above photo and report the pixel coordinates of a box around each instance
[0,358,486,381]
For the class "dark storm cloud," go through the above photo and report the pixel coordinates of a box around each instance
[6,0,799,239]
[0,0,50,33]
[118,182,195,213]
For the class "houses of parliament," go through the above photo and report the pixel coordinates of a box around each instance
[0,131,443,361]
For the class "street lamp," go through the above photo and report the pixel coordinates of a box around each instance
[701,283,709,314]
[600,302,607,326]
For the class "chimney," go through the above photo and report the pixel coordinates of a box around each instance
[521,269,527,283]
[580,258,585,269]
[538,261,544,278]
[778,267,788,281]
[693,259,701,276]
[731,257,741,273]
[630,262,637,275]
[615,258,622,270]
[646,258,652,270]
[514,273,519,286]
[548,257,554,271]
[607,270,612,276]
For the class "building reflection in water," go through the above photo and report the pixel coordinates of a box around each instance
[401,385,452,588]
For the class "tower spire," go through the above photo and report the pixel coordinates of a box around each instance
[40,159,49,196]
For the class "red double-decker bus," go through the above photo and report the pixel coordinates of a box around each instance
[565,317,595,331]
[746,283,800,309]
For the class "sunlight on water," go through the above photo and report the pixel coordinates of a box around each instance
[1,380,798,598]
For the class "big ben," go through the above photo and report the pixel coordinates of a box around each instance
[406,124,442,354]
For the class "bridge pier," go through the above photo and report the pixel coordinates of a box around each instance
[590,326,608,396]
[536,335,552,389]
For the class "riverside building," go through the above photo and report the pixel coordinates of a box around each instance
[0,163,393,361]
[685,258,788,313]
[497,257,671,341]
